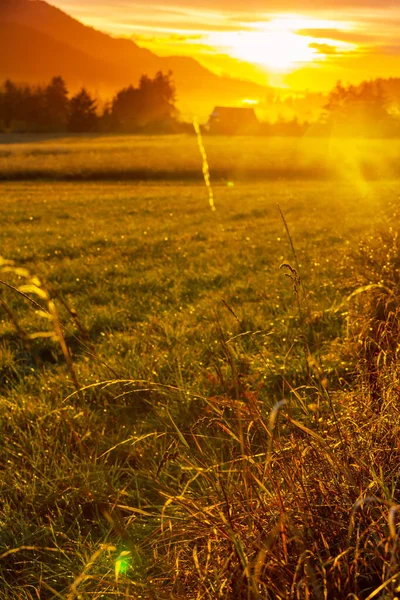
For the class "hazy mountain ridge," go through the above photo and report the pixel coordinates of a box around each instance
[0,0,268,115]
[0,21,125,88]
[0,0,159,71]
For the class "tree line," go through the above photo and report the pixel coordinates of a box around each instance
[257,80,400,138]
[267,80,400,138]
[0,72,179,133]
[1,73,399,137]
[323,79,400,137]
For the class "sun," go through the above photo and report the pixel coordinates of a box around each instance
[227,30,318,72]
[208,16,350,74]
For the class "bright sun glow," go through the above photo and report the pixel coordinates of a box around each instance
[242,98,259,105]
[229,30,317,71]
[208,16,355,73]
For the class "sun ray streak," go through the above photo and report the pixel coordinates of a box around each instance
[193,119,216,212]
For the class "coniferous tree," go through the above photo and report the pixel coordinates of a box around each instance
[45,76,69,130]
[111,71,177,132]
[1,80,21,129]
[99,102,117,132]
[111,85,139,131]
[137,71,177,129]
[68,88,98,132]
[25,86,47,131]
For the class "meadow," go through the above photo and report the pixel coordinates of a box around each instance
[2,133,400,182]
[1,135,400,599]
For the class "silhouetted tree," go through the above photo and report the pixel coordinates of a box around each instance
[138,71,177,128]
[111,71,177,132]
[111,85,139,131]
[68,88,98,132]
[23,86,47,131]
[45,76,69,130]
[99,101,117,132]
[0,80,22,129]
[324,80,394,136]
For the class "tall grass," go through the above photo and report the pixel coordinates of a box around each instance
[132,215,400,599]
[0,180,400,598]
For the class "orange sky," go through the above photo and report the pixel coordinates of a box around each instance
[50,1,400,90]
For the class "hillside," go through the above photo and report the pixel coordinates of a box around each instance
[0,0,268,116]
[0,22,124,88]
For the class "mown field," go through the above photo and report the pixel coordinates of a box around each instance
[1,135,400,599]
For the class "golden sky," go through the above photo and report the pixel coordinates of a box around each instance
[50,0,400,89]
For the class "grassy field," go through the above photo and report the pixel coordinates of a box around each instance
[1,134,400,182]
[1,136,400,599]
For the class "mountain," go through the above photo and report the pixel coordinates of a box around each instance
[0,0,268,117]
[0,22,124,88]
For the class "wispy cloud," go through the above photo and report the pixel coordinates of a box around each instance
[62,0,400,9]
[309,42,337,55]
[378,45,400,56]
[296,28,374,44]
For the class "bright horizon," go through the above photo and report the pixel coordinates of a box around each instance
[49,0,400,90]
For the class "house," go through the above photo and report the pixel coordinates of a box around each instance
[207,106,260,135]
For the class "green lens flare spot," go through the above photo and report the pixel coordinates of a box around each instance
[115,551,131,581]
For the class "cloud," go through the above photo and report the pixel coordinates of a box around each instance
[378,45,400,56]
[152,0,400,9]
[296,28,374,44]
[53,0,254,33]
[309,42,337,55]
[52,0,400,18]
[115,0,400,9]
[52,0,400,41]
[132,33,204,43]
[119,20,248,33]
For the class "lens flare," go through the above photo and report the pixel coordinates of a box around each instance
[115,551,131,581]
